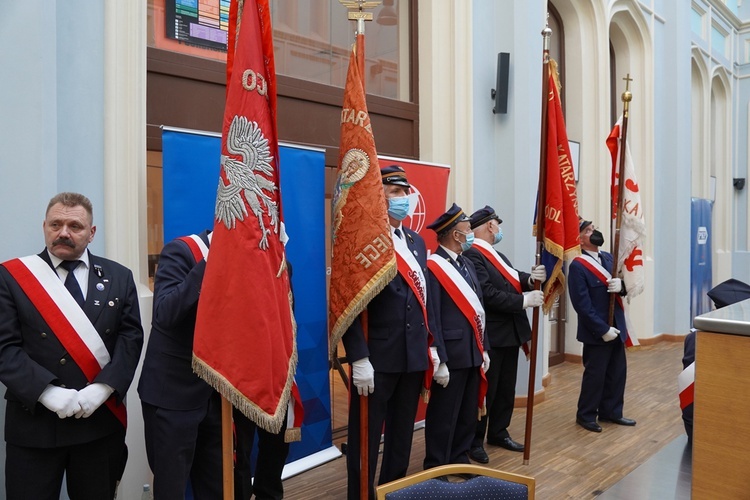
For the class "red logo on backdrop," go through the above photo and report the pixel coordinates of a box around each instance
[379,157,450,251]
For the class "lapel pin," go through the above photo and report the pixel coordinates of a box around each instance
[96,283,105,291]
[108,301,115,307]
[94,300,100,306]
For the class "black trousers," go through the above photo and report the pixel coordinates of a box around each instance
[424,367,479,469]
[6,429,126,500]
[577,341,627,422]
[473,346,519,447]
[141,392,223,500]
[233,408,289,500]
[346,370,423,500]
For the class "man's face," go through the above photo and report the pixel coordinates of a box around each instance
[43,203,96,260]
[580,223,596,250]
[453,221,472,244]
[383,184,409,200]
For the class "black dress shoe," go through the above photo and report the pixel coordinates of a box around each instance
[576,417,602,433]
[599,416,637,426]
[468,446,489,464]
[488,437,525,452]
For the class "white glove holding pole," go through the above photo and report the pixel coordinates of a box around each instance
[75,383,114,418]
[523,290,544,309]
[607,278,623,294]
[38,385,80,419]
[602,327,620,342]
[482,351,491,373]
[530,265,547,283]
[430,347,440,374]
[352,357,375,396]
[434,363,450,388]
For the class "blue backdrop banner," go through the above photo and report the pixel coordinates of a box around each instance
[162,128,333,471]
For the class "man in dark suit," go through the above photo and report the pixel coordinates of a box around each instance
[568,218,635,433]
[463,206,546,463]
[424,203,489,469]
[138,230,224,499]
[343,165,432,500]
[0,192,143,499]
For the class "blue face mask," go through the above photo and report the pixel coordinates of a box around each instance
[459,232,475,252]
[493,227,503,245]
[388,196,410,221]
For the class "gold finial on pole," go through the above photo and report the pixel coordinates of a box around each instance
[621,73,633,116]
[339,0,381,34]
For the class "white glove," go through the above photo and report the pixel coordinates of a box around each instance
[602,327,620,342]
[482,351,491,373]
[75,383,114,418]
[434,363,450,388]
[352,357,375,396]
[607,278,623,294]
[38,385,80,419]
[523,290,544,309]
[429,347,440,373]
[530,265,547,283]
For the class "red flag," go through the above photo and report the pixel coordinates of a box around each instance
[329,46,396,354]
[193,0,296,435]
[534,63,581,312]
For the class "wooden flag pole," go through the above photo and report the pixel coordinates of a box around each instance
[608,75,633,325]
[524,22,553,466]
[340,3,379,496]
[222,397,235,499]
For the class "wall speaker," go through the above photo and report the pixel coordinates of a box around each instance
[491,52,510,114]
[733,178,746,190]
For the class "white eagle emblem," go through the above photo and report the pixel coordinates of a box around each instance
[216,115,279,250]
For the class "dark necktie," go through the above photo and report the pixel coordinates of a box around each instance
[60,260,85,308]
[456,255,474,288]
[394,228,402,239]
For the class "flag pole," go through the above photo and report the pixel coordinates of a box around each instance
[524,21,553,466]
[340,2,378,496]
[608,75,633,325]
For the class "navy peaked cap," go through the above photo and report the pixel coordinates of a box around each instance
[381,165,410,188]
[427,203,470,234]
[469,205,503,229]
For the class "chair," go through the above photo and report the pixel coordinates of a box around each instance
[375,463,535,499]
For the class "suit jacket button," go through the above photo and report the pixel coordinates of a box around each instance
[105,329,111,334]
[60,358,66,365]
[406,323,411,329]
[41,332,47,339]
[407,305,412,311]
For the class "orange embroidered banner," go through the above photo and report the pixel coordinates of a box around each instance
[329,47,396,355]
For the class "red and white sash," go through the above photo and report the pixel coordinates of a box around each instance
[2,255,126,427]
[678,361,695,410]
[472,239,522,293]
[573,254,638,347]
[471,239,532,356]
[393,231,434,393]
[427,254,487,413]
[178,234,209,262]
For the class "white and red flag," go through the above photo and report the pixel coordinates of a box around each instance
[607,117,646,300]
[193,0,298,438]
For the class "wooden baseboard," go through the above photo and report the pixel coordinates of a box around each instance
[513,335,687,407]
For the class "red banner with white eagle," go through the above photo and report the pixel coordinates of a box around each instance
[607,116,645,300]
[193,0,298,437]
[329,46,396,355]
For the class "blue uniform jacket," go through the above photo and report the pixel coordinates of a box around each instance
[567,251,628,345]
[342,227,431,373]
